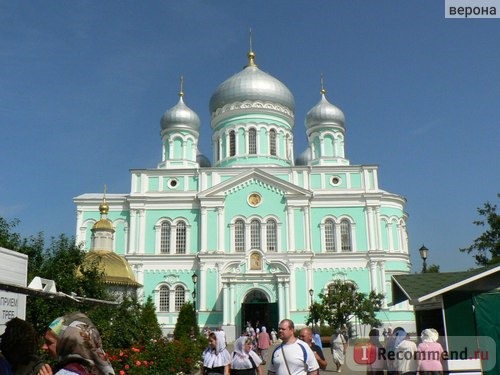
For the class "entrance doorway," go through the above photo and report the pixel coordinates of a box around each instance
[241,290,278,332]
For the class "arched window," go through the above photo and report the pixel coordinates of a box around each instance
[229,130,236,157]
[325,219,336,252]
[176,221,186,254]
[235,219,245,252]
[160,222,171,254]
[266,219,277,252]
[159,285,169,311]
[250,220,261,249]
[340,219,352,252]
[216,136,220,161]
[249,128,257,154]
[269,129,277,156]
[174,285,185,311]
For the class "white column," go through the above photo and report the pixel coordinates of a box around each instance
[222,281,229,324]
[200,263,207,311]
[369,260,378,293]
[230,282,236,324]
[366,206,375,251]
[379,261,387,308]
[375,207,382,250]
[289,263,296,311]
[217,207,224,251]
[286,206,295,251]
[278,281,285,320]
[200,208,208,252]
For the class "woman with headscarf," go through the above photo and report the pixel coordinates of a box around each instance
[418,328,444,375]
[331,328,347,372]
[230,336,263,375]
[393,327,417,375]
[202,331,231,375]
[38,312,115,375]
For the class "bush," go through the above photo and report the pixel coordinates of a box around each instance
[108,337,206,375]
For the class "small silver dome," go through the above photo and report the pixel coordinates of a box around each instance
[209,57,294,113]
[306,93,345,129]
[295,148,312,166]
[196,152,211,167]
[161,95,200,131]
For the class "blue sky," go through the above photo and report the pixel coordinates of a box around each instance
[1,1,498,272]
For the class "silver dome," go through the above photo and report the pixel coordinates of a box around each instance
[161,96,200,131]
[295,148,312,166]
[209,65,295,113]
[306,93,345,129]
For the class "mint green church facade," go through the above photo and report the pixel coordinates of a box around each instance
[74,49,415,340]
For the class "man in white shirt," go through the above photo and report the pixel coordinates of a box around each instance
[268,319,319,375]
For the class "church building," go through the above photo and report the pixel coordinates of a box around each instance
[74,48,415,340]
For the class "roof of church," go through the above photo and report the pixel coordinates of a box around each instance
[209,51,295,113]
[84,250,141,287]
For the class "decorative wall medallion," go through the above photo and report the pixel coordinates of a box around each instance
[248,193,262,207]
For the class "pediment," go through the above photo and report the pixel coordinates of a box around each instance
[197,168,312,199]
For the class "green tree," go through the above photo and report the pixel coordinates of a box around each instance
[138,295,162,342]
[173,302,198,339]
[460,195,500,266]
[424,264,440,273]
[316,280,384,330]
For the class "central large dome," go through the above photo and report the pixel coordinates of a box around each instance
[209,55,295,114]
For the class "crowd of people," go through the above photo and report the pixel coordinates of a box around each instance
[0,313,115,375]
[1,314,445,375]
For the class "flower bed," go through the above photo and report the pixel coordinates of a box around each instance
[108,337,204,375]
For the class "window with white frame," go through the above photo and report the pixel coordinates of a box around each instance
[325,219,336,252]
[269,129,277,156]
[176,221,186,254]
[266,219,277,252]
[174,285,185,311]
[340,219,352,251]
[249,128,257,154]
[160,222,171,254]
[159,285,169,311]
[235,219,245,252]
[250,219,261,249]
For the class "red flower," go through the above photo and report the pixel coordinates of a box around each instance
[131,347,140,353]
[124,365,130,370]
[119,371,125,375]
[135,360,141,367]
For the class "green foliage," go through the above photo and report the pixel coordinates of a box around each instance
[313,280,384,330]
[108,337,205,375]
[424,264,440,273]
[138,296,162,343]
[173,302,199,340]
[460,194,500,266]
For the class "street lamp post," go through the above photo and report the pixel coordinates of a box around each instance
[419,245,429,273]
[308,289,314,325]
